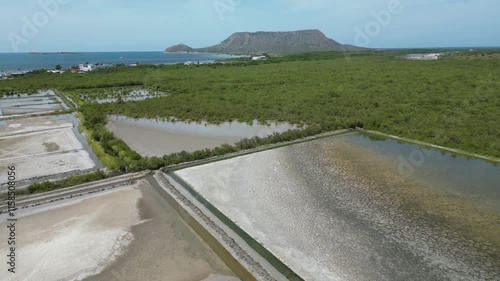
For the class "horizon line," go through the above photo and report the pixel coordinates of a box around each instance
[1,46,500,54]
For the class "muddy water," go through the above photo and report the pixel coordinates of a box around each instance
[106,115,296,156]
[175,132,500,281]
[84,180,237,281]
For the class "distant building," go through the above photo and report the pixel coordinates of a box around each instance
[47,70,64,74]
[7,72,27,77]
[252,56,267,61]
[184,61,201,65]
[79,64,94,72]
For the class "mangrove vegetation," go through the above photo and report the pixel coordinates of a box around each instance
[1,50,499,171]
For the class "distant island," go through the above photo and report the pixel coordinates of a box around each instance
[28,52,81,55]
[165,29,365,54]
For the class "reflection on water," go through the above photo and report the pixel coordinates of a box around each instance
[106,115,296,156]
[344,133,500,211]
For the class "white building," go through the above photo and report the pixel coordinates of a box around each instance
[252,56,267,61]
[79,64,94,72]
[47,70,65,74]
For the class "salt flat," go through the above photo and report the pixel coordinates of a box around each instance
[175,133,500,281]
[0,115,96,182]
[84,180,237,281]
[0,150,95,181]
[0,179,238,281]
[0,186,143,281]
[0,129,83,159]
[0,115,72,137]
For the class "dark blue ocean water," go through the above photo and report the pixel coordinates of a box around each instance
[0,52,237,73]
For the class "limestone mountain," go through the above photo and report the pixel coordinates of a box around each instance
[164,29,363,54]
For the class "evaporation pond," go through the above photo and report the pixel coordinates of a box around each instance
[173,132,500,281]
[106,115,295,156]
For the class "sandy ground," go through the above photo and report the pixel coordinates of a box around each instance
[0,186,143,281]
[84,180,237,281]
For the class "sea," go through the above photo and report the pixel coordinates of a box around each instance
[0,52,239,74]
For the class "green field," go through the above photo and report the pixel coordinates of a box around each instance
[2,50,499,165]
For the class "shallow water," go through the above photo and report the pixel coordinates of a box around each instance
[0,90,64,115]
[175,132,500,281]
[345,133,500,211]
[60,114,104,169]
[107,115,296,156]
[0,52,239,73]
[1,104,63,115]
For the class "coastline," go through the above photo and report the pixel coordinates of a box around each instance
[0,52,238,73]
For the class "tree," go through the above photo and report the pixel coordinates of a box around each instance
[55,64,62,70]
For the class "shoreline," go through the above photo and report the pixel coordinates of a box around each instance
[0,52,238,74]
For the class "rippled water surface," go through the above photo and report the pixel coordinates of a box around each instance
[175,132,500,281]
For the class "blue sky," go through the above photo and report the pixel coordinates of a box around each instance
[1,0,498,52]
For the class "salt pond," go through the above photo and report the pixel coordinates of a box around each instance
[0,90,65,116]
[0,181,237,281]
[107,115,296,156]
[83,180,237,281]
[174,132,500,281]
[0,114,101,186]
